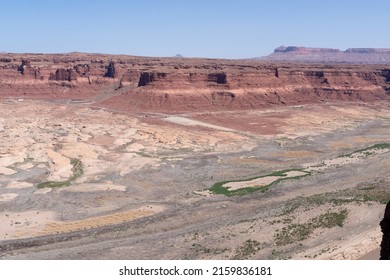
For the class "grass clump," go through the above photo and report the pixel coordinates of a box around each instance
[315,210,348,228]
[275,223,313,246]
[232,239,262,259]
[69,158,83,181]
[269,249,291,260]
[37,180,71,189]
[191,244,229,255]
[280,180,390,216]
[37,158,83,188]
[275,209,348,246]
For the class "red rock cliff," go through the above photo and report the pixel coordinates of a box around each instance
[0,53,389,112]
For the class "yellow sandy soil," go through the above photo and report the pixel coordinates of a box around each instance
[1,206,164,240]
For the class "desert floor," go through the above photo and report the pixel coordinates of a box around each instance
[1,99,389,260]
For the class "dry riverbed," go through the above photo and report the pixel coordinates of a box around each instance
[1,100,390,260]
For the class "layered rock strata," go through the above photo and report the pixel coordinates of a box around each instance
[0,52,389,112]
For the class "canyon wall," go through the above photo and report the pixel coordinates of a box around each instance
[0,53,389,112]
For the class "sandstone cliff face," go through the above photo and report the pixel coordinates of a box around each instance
[0,53,389,112]
[104,61,117,78]
[49,68,77,82]
[17,59,42,79]
[138,72,156,86]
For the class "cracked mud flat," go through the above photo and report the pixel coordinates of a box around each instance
[1,100,390,260]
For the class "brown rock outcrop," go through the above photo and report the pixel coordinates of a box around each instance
[49,68,77,82]
[74,64,90,77]
[18,59,42,79]
[137,72,169,87]
[138,72,155,87]
[119,70,140,88]
[208,72,228,84]
[0,58,12,63]
[104,61,117,78]
[17,59,31,73]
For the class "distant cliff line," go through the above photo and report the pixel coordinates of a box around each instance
[261,46,390,64]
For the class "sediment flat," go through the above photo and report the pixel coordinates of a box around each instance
[1,99,389,259]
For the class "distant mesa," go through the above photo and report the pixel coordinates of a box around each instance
[261,46,390,64]
[174,54,184,58]
[345,48,390,54]
[274,46,340,53]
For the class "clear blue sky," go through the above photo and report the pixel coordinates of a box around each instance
[0,0,389,58]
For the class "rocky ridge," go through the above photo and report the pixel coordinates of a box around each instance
[0,52,390,112]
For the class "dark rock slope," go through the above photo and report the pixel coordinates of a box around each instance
[380,201,390,260]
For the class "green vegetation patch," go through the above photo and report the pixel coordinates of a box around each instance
[281,180,390,216]
[209,143,390,197]
[37,158,83,188]
[269,249,292,260]
[232,239,262,260]
[337,143,390,158]
[275,209,348,246]
[191,244,230,255]
[315,209,348,228]
[37,180,71,189]
[210,169,311,196]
